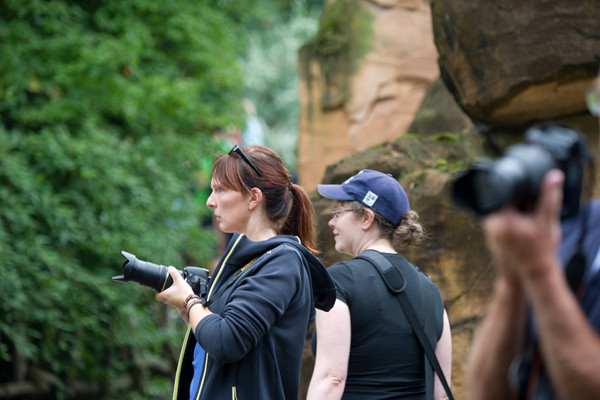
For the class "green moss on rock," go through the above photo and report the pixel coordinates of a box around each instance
[301,0,373,109]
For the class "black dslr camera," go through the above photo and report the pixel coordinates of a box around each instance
[452,123,589,219]
[112,251,209,299]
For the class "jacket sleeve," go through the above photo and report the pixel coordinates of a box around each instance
[194,244,307,363]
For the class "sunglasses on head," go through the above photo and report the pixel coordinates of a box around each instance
[229,145,262,176]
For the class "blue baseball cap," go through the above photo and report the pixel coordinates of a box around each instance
[317,169,410,227]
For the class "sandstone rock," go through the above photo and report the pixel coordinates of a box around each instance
[297,0,439,191]
[431,0,600,126]
[408,77,475,135]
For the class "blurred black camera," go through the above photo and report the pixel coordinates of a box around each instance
[112,251,209,298]
[452,123,589,219]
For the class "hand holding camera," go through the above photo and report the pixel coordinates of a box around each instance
[112,251,210,301]
[452,122,590,219]
[483,169,565,282]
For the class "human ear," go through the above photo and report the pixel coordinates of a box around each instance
[362,208,375,230]
[248,187,263,210]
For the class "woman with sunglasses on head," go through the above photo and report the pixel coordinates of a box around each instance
[156,145,336,400]
[307,169,452,400]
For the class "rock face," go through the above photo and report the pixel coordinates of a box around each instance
[431,0,600,127]
[297,1,600,399]
[297,0,439,191]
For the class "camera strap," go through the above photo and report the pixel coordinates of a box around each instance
[356,250,454,400]
[203,258,256,307]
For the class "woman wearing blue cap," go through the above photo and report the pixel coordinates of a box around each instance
[307,169,452,400]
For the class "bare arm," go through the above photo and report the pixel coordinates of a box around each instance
[434,310,453,400]
[306,299,351,400]
[523,252,600,400]
[477,170,600,399]
[467,277,525,400]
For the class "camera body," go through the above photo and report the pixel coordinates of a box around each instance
[112,251,209,301]
[452,123,589,219]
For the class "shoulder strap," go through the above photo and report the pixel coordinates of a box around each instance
[357,250,454,400]
[422,272,439,399]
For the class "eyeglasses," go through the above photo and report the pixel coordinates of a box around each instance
[229,145,262,176]
[330,209,354,219]
[586,88,599,117]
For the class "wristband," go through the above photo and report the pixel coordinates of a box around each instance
[186,299,203,319]
[183,293,199,309]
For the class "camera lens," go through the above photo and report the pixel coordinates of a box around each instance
[452,144,556,216]
[452,122,588,219]
[112,251,174,292]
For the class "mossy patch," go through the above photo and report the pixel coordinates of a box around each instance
[428,133,460,143]
[300,0,373,109]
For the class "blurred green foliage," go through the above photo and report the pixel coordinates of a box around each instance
[0,0,324,398]
[0,0,326,396]
[242,1,322,171]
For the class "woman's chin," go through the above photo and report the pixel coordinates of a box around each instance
[218,223,230,233]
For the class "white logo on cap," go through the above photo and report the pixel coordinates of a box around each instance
[363,191,378,206]
[343,170,363,185]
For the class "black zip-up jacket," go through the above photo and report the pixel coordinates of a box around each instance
[173,233,336,400]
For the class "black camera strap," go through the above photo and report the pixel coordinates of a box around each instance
[565,202,591,295]
[356,250,454,400]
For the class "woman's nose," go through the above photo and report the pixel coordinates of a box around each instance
[206,193,216,208]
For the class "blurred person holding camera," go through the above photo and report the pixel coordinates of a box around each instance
[307,169,452,400]
[465,79,600,399]
[155,145,336,400]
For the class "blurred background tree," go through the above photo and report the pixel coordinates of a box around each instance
[241,0,323,172]
[0,0,322,398]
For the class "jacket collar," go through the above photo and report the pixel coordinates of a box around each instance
[214,233,336,311]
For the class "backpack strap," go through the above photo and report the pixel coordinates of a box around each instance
[357,250,454,400]
[423,272,440,399]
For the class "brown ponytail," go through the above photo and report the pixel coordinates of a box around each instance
[281,182,317,252]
